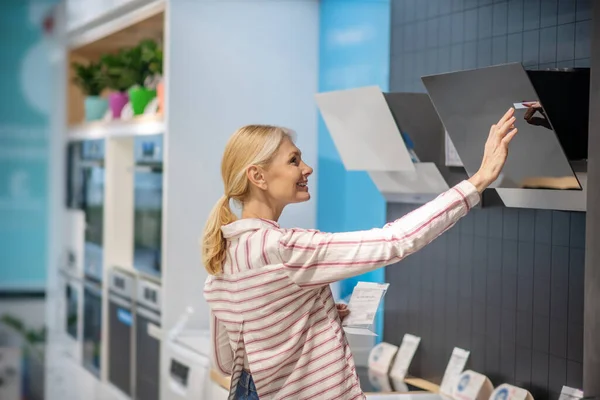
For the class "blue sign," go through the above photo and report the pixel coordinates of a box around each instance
[117,308,133,326]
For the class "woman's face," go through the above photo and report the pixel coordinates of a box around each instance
[261,137,313,207]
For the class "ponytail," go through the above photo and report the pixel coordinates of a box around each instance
[202,195,237,275]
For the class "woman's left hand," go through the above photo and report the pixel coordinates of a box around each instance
[336,303,350,321]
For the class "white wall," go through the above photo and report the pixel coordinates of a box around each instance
[163,0,319,333]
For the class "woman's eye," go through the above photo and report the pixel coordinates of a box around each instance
[290,157,299,165]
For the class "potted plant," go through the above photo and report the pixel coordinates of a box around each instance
[125,39,163,115]
[146,41,164,114]
[72,61,107,121]
[99,51,137,118]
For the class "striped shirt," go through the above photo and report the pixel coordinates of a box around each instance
[204,180,480,400]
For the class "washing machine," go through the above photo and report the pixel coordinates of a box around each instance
[108,268,136,397]
[135,278,161,400]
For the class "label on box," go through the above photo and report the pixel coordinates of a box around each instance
[390,333,421,380]
[559,386,584,400]
[491,384,528,400]
[440,347,470,395]
[453,371,486,400]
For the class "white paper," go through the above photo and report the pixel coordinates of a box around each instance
[368,342,399,375]
[368,369,393,392]
[453,371,485,400]
[343,327,378,336]
[559,386,584,400]
[343,282,389,328]
[445,130,463,167]
[440,347,470,395]
[390,334,421,380]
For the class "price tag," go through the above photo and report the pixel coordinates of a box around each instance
[440,347,470,395]
[390,334,421,380]
[343,282,389,336]
[559,386,584,400]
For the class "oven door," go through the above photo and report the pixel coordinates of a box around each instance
[82,279,103,377]
[133,167,163,278]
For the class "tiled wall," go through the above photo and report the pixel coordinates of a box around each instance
[390,0,592,93]
[385,1,590,399]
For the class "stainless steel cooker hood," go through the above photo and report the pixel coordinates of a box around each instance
[422,63,589,211]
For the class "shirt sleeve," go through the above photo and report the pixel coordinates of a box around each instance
[210,311,233,375]
[277,181,480,289]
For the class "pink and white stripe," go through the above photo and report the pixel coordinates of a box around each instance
[205,180,480,400]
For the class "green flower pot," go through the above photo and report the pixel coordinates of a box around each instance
[84,96,109,121]
[128,87,157,115]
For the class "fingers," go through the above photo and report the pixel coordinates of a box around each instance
[501,128,518,144]
[497,107,515,126]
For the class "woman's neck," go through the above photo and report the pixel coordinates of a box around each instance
[241,198,282,222]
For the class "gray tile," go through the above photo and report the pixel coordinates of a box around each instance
[450,43,464,71]
[534,278,551,317]
[440,0,452,15]
[569,283,584,326]
[532,314,550,351]
[416,0,428,20]
[502,272,518,310]
[460,268,473,299]
[417,21,428,50]
[524,0,541,30]
[516,311,533,346]
[461,211,475,235]
[392,0,403,24]
[460,236,474,268]
[500,338,516,381]
[465,8,478,41]
[452,12,465,44]
[501,308,517,342]
[570,212,585,248]
[566,360,583,389]
[569,249,584,325]
[549,318,568,358]
[474,269,487,304]
[471,334,486,372]
[551,245,569,286]
[551,282,569,320]
[503,240,518,275]
[518,209,535,242]
[539,61,557,69]
[535,210,552,244]
[504,209,519,240]
[474,236,487,266]
[479,5,493,39]
[518,242,534,278]
[515,346,532,386]
[404,0,417,22]
[523,29,540,66]
[455,0,468,12]
[552,211,570,246]
[567,323,583,362]
[493,2,508,36]
[531,351,549,390]
[438,46,451,74]
[426,49,439,75]
[574,57,590,67]
[541,0,558,27]
[488,239,502,272]
[427,18,440,48]
[534,243,552,281]
[575,20,591,59]
[576,0,591,21]
[473,304,487,335]
[489,207,504,238]
[558,0,576,24]
[517,277,534,312]
[488,271,502,307]
[464,41,478,69]
[508,0,525,33]
[485,338,501,372]
[557,23,576,61]
[447,234,460,267]
[557,60,575,68]
[507,32,524,63]
[474,208,489,237]
[487,304,502,339]
[549,355,567,394]
[428,0,441,18]
[404,24,415,52]
[539,26,557,64]
[481,0,493,5]
[439,15,452,47]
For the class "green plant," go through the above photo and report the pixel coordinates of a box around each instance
[0,314,46,362]
[72,61,105,96]
[99,50,138,92]
[141,39,163,77]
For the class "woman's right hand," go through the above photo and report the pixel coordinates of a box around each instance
[468,107,518,193]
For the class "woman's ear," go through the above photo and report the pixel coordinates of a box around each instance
[246,165,267,190]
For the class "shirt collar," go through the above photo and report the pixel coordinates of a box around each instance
[221,218,280,238]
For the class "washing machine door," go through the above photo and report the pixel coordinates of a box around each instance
[163,339,211,400]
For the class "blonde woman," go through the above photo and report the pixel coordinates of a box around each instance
[203,108,518,400]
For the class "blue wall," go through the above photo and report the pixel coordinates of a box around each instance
[0,0,55,289]
[318,0,391,338]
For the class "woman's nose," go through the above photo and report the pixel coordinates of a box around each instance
[303,163,313,177]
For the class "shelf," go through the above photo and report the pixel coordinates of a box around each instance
[67,115,165,140]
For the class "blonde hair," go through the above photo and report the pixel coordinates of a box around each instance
[202,125,294,275]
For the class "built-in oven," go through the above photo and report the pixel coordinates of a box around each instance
[133,135,163,278]
[82,278,103,377]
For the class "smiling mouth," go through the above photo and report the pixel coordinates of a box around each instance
[297,182,308,188]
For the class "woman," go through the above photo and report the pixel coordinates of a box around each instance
[203,108,518,400]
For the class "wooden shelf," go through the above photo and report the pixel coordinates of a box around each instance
[67,114,165,140]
